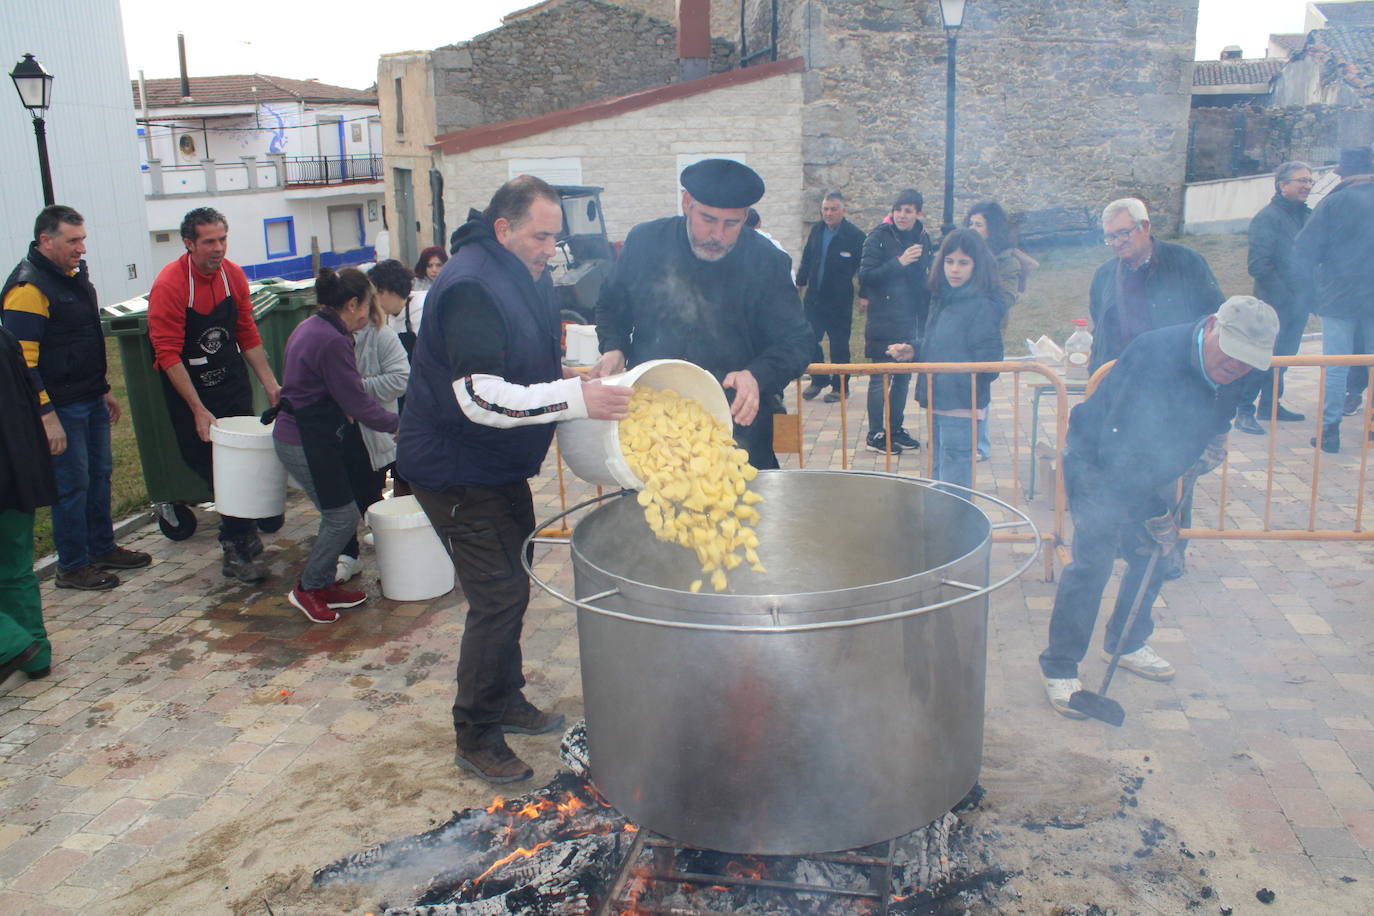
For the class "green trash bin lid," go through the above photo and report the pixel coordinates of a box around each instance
[100,296,150,336]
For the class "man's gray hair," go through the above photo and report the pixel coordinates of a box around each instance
[822,190,845,203]
[1274,161,1311,193]
[1101,198,1149,226]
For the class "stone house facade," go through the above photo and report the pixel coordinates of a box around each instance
[430,59,806,256]
[377,0,734,263]
[382,0,1201,256]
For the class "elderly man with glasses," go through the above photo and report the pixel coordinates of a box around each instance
[1087,198,1224,372]
[1085,198,1226,579]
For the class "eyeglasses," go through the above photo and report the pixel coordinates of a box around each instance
[1285,177,1315,186]
[1103,223,1139,245]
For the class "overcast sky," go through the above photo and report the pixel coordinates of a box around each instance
[120,0,1313,90]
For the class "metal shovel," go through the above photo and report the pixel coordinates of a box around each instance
[1067,545,1163,726]
[1068,469,1196,726]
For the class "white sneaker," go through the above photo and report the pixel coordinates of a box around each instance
[335,554,361,584]
[1042,676,1087,719]
[1105,645,1175,682]
[361,531,375,548]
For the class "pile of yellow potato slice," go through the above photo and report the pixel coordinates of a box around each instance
[617,386,765,592]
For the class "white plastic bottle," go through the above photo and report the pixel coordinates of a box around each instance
[1064,318,1092,380]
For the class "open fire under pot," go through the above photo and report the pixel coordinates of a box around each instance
[527,469,1038,857]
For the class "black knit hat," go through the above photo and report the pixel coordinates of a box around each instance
[680,159,765,208]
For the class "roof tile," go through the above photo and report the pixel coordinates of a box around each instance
[132,74,376,109]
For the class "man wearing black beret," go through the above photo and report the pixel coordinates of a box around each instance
[590,159,813,468]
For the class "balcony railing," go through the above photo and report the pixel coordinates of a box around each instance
[283,155,383,186]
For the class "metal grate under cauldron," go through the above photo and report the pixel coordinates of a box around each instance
[315,724,1002,915]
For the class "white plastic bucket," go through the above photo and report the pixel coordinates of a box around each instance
[366,495,455,601]
[210,416,287,519]
[557,358,732,489]
[564,324,599,365]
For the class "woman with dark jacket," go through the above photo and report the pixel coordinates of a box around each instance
[272,267,399,623]
[889,229,1006,493]
[857,189,933,453]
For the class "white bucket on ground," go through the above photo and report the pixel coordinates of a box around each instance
[210,416,287,519]
[366,495,455,602]
[557,358,731,489]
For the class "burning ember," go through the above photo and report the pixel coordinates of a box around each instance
[316,722,999,915]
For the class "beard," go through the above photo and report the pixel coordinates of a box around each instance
[688,236,734,262]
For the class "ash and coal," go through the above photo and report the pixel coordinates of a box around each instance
[316,721,1004,915]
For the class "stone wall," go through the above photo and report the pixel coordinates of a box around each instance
[1188,105,1374,181]
[778,0,1199,239]
[604,0,742,41]
[432,0,735,136]
[377,51,440,266]
[437,70,805,257]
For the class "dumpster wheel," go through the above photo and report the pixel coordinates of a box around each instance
[156,503,198,541]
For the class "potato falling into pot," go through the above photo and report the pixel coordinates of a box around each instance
[617,386,764,591]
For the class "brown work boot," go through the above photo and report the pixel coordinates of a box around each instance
[55,564,119,590]
[501,696,566,736]
[454,738,534,785]
[90,545,152,570]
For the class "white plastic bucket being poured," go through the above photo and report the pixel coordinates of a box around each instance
[557,358,731,489]
[366,495,455,601]
[210,416,287,519]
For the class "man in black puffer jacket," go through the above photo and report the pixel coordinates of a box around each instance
[858,189,933,454]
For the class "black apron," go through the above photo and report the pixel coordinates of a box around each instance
[161,268,252,484]
[265,310,375,511]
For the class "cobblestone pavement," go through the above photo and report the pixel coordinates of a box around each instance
[1,350,1371,914]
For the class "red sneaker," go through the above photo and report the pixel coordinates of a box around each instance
[317,584,367,609]
[288,584,340,623]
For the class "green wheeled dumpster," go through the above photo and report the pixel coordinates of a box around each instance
[100,281,292,540]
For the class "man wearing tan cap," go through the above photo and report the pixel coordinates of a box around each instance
[1039,296,1279,718]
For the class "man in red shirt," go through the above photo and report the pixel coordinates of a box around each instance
[147,208,280,582]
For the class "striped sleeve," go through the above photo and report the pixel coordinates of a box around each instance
[454,374,587,428]
[1,283,52,409]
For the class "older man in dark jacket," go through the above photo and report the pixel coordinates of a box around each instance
[797,192,866,402]
[858,188,933,454]
[1088,198,1225,372]
[1294,148,1374,453]
[1235,162,1314,434]
[593,159,812,470]
[1040,297,1279,718]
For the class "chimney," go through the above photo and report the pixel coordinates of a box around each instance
[678,0,710,82]
[1220,45,1243,61]
[178,32,191,98]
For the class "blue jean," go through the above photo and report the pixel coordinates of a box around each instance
[932,413,977,494]
[50,396,116,572]
[1322,315,1374,426]
[274,439,361,590]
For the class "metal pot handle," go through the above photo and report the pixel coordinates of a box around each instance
[522,471,1041,633]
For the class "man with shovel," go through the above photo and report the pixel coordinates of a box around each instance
[1039,296,1279,719]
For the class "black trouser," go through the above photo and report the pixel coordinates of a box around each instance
[864,339,910,437]
[163,387,258,543]
[1039,456,1167,679]
[1238,304,1307,414]
[339,422,387,560]
[412,480,535,749]
[805,302,852,391]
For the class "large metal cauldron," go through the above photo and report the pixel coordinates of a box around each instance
[529,470,1036,855]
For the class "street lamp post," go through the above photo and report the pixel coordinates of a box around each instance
[10,53,56,206]
[938,0,966,238]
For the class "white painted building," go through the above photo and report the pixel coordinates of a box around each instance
[133,74,384,280]
[1,0,150,303]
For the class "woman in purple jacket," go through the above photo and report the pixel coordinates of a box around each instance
[272,267,399,623]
